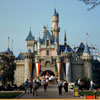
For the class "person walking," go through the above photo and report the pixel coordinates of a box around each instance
[43,78,48,92]
[57,77,62,95]
[63,80,68,93]
[24,79,29,93]
[30,81,33,93]
[33,79,38,96]
[90,80,94,90]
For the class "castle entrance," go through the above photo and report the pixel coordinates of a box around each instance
[41,70,55,76]
[40,70,56,84]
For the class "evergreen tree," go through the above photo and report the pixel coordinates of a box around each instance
[0,53,16,87]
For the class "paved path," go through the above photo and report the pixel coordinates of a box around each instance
[19,85,81,99]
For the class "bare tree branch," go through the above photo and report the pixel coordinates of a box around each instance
[79,0,100,10]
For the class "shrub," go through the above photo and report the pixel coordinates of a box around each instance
[0,92,22,98]
[0,86,5,91]
[19,85,25,90]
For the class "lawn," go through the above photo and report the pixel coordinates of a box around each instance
[0,92,22,99]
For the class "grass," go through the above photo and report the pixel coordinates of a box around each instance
[79,90,100,96]
[0,92,22,98]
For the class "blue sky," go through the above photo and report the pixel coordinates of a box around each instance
[0,0,100,56]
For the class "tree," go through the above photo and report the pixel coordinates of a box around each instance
[0,53,16,87]
[79,0,100,10]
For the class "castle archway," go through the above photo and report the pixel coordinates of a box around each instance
[40,70,55,76]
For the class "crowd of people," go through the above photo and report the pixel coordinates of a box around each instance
[24,75,96,96]
[24,75,68,96]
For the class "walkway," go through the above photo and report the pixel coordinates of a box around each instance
[19,85,80,99]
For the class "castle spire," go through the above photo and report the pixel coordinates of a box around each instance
[8,37,10,48]
[64,30,67,47]
[86,32,88,44]
[46,24,48,30]
[11,40,14,51]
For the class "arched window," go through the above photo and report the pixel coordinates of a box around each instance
[46,50,49,55]
[46,40,49,46]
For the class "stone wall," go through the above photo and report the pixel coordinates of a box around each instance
[71,64,83,82]
[14,62,25,86]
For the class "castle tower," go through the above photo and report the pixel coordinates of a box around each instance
[24,49,34,82]
[26,29,35,53]
[37,37,41,56]
[54,37,59,55]
[42,25,46,37]
[51,8,60,43]
[61,33,72,82]
[62,47,72,82]
[81,43,93,79]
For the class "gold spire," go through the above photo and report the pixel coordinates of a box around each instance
[46,24,48,30]
[86,32,89,44]
[11,40,14,51]
[8,37,10,48]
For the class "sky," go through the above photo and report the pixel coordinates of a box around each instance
[0,0,100,56]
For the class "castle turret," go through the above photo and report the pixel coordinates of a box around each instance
[62,46,72,82]
[61,33,72,82]
[26,29,35,53]
[24,49,34,82]
[42,25,46,37]
[81,43,93,79]
[54,37,59,55]
[51,8,60,43]
[37,37,41,56]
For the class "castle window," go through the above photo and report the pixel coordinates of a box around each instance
[46,40,49,46]
[46,50,49,55]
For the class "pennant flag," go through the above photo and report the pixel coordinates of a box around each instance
[66,63,70,77]
[29,63,32,81]
[36,62,41,76]
[57,62,61,75]
[63,63,66,76]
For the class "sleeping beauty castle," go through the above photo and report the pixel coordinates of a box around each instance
[1,8,100,86]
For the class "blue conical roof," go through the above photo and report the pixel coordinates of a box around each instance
[27,49,31,53]
[26,30,34,41]
[84,43,90,54]
[53,8,59,16]
[64,46,71,53]
[6,48,13,55]
[16,53,24,60]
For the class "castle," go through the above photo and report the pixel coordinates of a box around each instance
[1,8,97,86]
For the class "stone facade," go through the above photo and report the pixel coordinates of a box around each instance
[14,60,25,86]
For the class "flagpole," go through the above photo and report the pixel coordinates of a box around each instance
[86,32,88,44]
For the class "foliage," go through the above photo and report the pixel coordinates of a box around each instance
[0,53,16,87]
[0,92,22,98]
[79,91,94,96]
[81,77,90,90]
[75,77,90,90]
[79,91,100,96]
[18,84,25,90]
[79,0,100,10]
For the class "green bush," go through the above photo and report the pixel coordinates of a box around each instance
[81,77,90,90]
[0,92,22,98]
[79,91,100,96]
[75,77,90,90]
[19,85,25,90]
[79,91,94,96]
